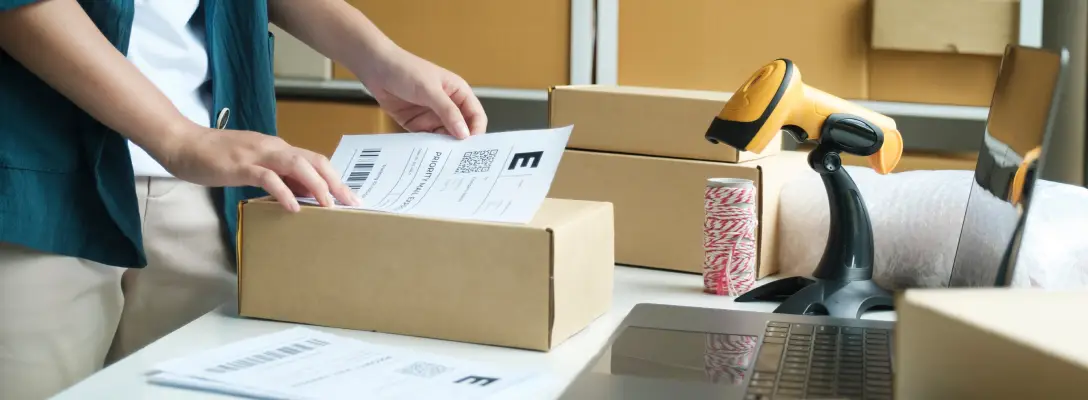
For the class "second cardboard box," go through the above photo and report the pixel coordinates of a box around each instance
[548,149,809,277]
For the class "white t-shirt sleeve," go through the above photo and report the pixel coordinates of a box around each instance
[125,0,213,178]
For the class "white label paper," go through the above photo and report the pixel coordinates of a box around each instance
[298,126,573,224]
[147,327,536,400]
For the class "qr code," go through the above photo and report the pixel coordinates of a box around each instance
[397,361,451,379]
[454,149,499,174]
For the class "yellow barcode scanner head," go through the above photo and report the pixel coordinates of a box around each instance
[705,59,904,174]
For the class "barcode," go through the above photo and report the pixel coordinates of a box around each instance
[346,148,382,191]
[205,338,330,374]
[454,149,499,174]
[397,361,451,378]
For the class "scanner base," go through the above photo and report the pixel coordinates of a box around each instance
[735,276,893,319]
[734,139,893,319]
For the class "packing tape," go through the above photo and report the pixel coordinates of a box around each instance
[703,178,758,296]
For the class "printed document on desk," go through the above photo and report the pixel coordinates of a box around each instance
[299,126,573,224]
[147,327,536,400]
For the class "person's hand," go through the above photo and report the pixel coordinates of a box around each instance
[356,46,487,139]
[157,126,361,212]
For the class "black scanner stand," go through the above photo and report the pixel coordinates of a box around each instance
[732,114,895,319]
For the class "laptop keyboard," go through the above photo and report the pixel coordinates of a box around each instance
[745,321,894,400]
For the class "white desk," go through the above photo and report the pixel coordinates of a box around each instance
[53,266,896,400]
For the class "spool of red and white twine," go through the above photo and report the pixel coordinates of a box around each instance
[703,178,758,296]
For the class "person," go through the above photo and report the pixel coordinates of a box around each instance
[0,0,487,398]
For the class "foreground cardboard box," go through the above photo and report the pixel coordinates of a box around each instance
[895,289,1088,399]
[237,198,615,351]
[336,0,577,89]
[548,149,810,276]
[276,100,403,157]
[549,85,780,163]
[872,0,1019,56]
[615,0,869,99]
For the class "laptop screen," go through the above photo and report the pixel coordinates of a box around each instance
[946,45,1066,288]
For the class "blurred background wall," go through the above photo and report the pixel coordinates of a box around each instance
[1042,0,1086,186]
[270,0,1087,186]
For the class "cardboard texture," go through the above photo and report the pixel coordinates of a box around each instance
[872,0,1020,56]
[276,100,403,157]
[336,0,571,89]
[236,197,615,352]
[895,289,1088,399]
[617,0,870,99]
[547,149,810,276]
[869,50,1002,106]
[549,85,781,163]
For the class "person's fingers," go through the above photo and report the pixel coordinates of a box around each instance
[422,85,469,139]
[303,150,361,206]
[451,83,487,135]
[270,152,332,207]
[283,178,314,199]
[396,107,443,134]
[247,165,300,212]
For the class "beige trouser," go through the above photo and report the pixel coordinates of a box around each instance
[0,177,236,400]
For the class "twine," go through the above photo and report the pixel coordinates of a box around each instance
[703,183,758,296]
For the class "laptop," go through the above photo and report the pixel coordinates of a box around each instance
[558,44,1068,400]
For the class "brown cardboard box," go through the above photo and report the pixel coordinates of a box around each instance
[616,0,870,99]
[549,85,780,163]
[237,197,615,351]
[336,0,573,89]
[547,149,810,276]
[895,289,1088,399]
[872,0,1020,56]
[869,50,1002,106]
[276,100,403,157]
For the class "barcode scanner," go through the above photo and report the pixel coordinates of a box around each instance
[703,58,905,319]
[706,59,904,174]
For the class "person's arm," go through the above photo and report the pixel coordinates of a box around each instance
[0,0,359,211]
[267,0,487,138]
[0,0,196,159]
[267,0,395,82]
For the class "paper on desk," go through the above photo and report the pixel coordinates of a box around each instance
[298,126,573,224]
[147,327,535,400]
